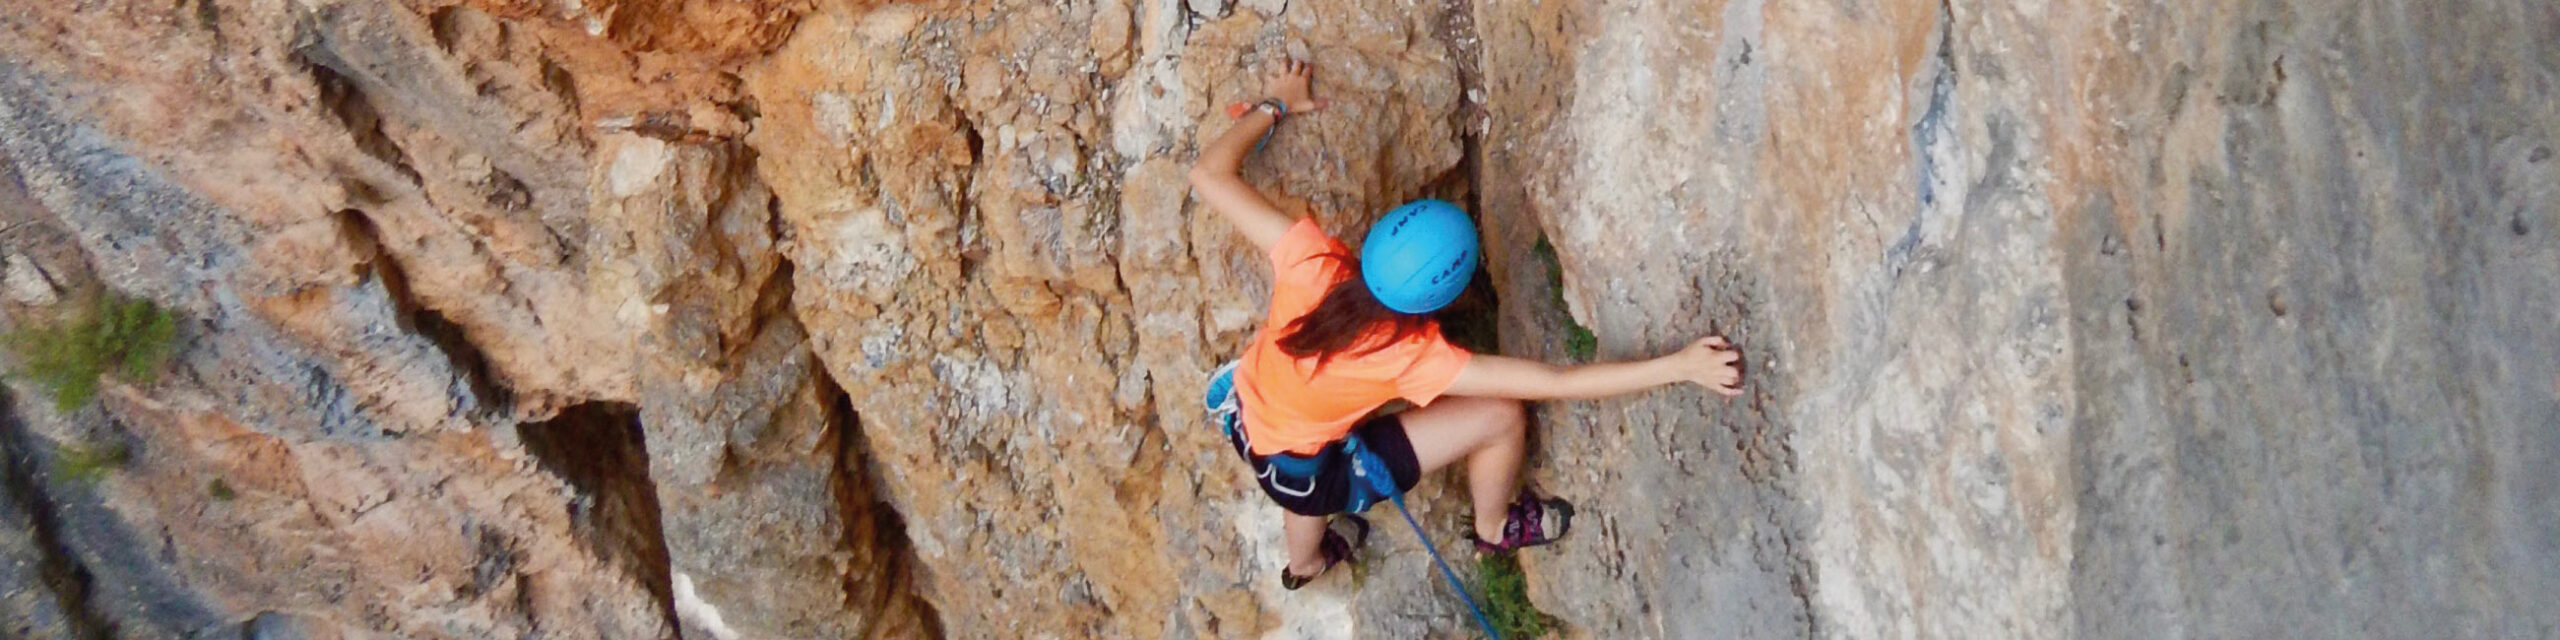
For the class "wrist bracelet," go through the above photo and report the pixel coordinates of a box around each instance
[1252,99,1286,153]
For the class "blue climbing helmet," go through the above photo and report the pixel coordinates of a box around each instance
[1360,199,1479,314]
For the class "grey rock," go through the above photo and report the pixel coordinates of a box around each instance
[1188,0,1232,20]
[241,611,315,640]
[1475,0,2560,638]
[2,254,54,306]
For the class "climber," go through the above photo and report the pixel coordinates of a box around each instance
[1186,58,1748,590]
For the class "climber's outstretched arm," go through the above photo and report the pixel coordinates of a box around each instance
[1188,59,1328,256]
[1444,336,1745,400]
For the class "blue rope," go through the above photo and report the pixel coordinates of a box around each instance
[1346,436,1501,639]
[1386,490,1502,639]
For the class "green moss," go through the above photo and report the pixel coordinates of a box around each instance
[1475,552,1556,638]
[54,441,128,486]
[1532,236,1597,361]
[207,478,237,501]
[5,295,178,411]
[1563,326,1597,361]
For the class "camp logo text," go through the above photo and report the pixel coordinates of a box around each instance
[1430,249,1472,285]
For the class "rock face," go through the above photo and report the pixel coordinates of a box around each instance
[1474,2,2560,639]
[0,1,2552,639]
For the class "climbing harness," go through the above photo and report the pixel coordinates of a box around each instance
[1206,362,1504,639]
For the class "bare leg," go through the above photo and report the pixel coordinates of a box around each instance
[1396,396,1531,542]
[1284,511,1330,576]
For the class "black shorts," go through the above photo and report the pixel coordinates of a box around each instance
[1228,413,1424,516]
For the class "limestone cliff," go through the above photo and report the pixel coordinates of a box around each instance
[0,0,2553,639]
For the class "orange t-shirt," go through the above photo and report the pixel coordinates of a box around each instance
[1235,219,1474,456]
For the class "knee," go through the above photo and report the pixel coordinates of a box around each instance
[1487,398,1529,436]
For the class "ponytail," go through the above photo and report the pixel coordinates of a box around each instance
[1276,263,1436,368]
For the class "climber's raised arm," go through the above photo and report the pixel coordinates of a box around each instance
[1188,59,1328,255]
[1443,336,1746,401]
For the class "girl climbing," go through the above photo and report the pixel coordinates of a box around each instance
[1189,59,1747,590]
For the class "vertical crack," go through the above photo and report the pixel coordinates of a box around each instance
[1431,0,1490,213]
[292,42,425,190]
[514,402,678,633]
[813,356,946,639]
[0,391,113,640]
[331,209,513,423]
[1911,8,1957,209]
[1895,0,1959,279]
[1430,0,1506,358]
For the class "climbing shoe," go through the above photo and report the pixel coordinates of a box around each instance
[1281,514,1369,590]
[1471,491,1574,554]
[1203,360,1239,414]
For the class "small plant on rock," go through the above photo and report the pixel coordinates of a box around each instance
[5,294,178,411]
[1475,552,1556,639]
[1532,236,1598,361]
[54,441,129,486]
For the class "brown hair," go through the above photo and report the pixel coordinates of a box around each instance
[1276,258,1436,368]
